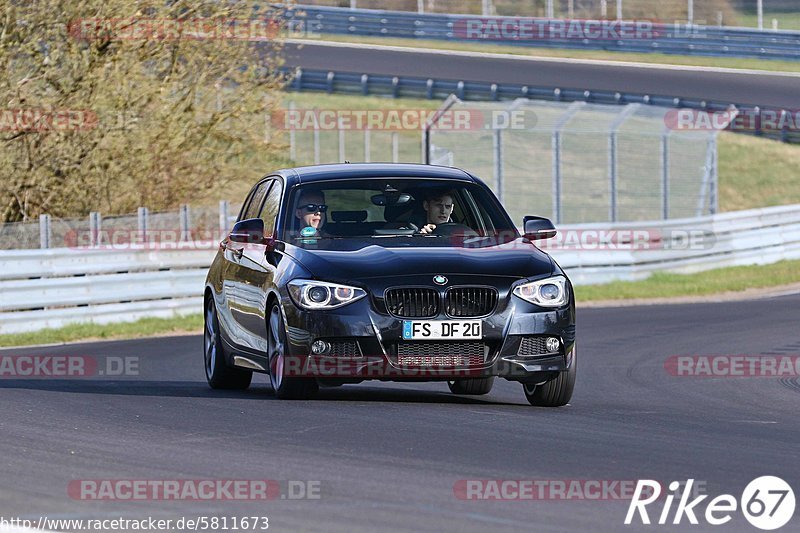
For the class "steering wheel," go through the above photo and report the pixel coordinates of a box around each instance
[374,221,418,236]
[432,222,478,237]
[383,221,418,231]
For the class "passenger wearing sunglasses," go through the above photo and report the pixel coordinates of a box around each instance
[294,190,328,235]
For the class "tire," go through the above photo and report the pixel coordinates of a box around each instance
[448,377,494,395]
[204,297,252,390]
[267,303,319,400]
[522,350,576,407]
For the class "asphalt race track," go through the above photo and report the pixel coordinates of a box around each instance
[285,41,800,109]
[1,294,798,532]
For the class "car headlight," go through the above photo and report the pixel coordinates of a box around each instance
[513,276,569,308]
[288,280,367,310]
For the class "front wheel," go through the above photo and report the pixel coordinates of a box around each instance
[522,351,576,407]
[267,303,319,400]
[204,297,252,390]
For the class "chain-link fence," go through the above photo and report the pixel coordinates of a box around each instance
[0,202,244,250]
[425,97,726,224]
[294,0,800,30]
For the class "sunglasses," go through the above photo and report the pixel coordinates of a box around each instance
[300,204,328,213]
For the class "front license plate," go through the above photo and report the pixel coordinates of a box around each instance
[402,320,482,340]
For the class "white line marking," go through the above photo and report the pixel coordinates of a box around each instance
[288,39,800,79]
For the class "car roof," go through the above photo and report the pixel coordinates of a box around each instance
[273,163,481,187]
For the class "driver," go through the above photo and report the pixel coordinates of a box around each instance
[419,189,455,234]
[294,189,327,236]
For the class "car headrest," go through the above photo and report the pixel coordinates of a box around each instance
[331,210,368,223]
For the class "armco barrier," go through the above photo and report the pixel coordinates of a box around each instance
[1,205,799,334]
[286,5,800,61]
[0,247,214,334]
[285,68,800,144]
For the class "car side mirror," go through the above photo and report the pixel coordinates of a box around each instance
[523,216,557,240]
[229,218,271,247]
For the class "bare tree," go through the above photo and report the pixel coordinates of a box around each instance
[0,1,289,222]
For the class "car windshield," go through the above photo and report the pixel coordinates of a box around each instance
[283,178,519,249]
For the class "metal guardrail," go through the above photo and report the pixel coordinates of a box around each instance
[2,204,799,334]
[0,247,213,334]
[287,5,800,61]
[285,67,800,144]
[551,204,800,284]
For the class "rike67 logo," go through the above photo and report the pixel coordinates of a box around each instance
[625,477,795,530]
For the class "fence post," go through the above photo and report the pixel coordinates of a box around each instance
[608,104,639,222]
[392,132,400,163]
[551,102,585,224]
[338,117,346,162]
[138,207,149,243]
[289,100,297,161]
[687,0,693,25]
[609,131,617,222]
[757,0,763,30]
[219,200,229,238]
[364,129,371,163]
[39,214,51,249]
[601,0,607,18]
[180,204,190,242]
[493,127,504,202]
[661,131,670,220]
[546,0,554,18]
[617,0,622,20]
[551,132,562,224]
[710,136,718,214]
[313,119,321,165]
[89,211,102,247]
[417,0,424,14]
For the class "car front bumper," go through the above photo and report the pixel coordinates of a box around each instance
[280,281,576,383]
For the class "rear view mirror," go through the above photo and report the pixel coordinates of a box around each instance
[229,218,268,244]
[523,216,557,240]
[371,193,412,206]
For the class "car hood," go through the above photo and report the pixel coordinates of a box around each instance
[282,239,554,281]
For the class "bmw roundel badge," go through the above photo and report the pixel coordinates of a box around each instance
[433,275,448,285]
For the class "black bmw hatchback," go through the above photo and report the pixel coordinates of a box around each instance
[204,163,576,406]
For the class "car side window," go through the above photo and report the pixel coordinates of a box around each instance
[242,180,271,221]
[259,180,283,237]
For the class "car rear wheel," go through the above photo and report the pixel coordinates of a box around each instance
[447,377,494,395]
[268,303,319,400]
[204,297,252,390]
[522,351,576,407]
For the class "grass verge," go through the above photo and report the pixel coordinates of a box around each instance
[574,259,800,301]
[0,315,203,349]
[312,35,800,73]
[717,132,800,211]
[3,261,800,347]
